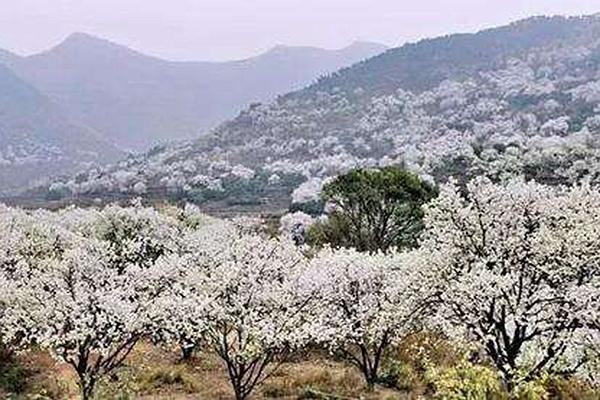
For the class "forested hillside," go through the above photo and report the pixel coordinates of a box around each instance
[29,15,600,209]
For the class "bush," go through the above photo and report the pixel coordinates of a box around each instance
[510,374,600,400]
[0,342,27,394]
[379,360,419,391]
[511,374,550,400]
[298,387,348,399]
[137,366,200,394]
[425,361,504,400]
[0,362,28,394]
[546,376,600,400]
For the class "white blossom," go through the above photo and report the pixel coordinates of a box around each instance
[422,178,600,386]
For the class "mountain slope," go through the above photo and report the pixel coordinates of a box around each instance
[299,15,600,96]
[2,35,386,150]
[0,64,122,193]
[29,15,600,210]
[0,48,19,66]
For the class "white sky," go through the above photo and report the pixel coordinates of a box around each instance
[0,0,599,61]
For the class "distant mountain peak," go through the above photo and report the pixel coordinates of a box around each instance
[339,41,389,56]
[256,41,387,62]
[64,31,99,42]
[57,32,111,48]
[345,40,388,49]
[261,44,323,56]
[3,29,386,155]
[46,32,148,60]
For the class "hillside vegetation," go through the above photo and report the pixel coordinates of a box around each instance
[36,15,600,210]
[0,36,385,193]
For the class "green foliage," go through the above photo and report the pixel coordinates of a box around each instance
[138,365,200,393]
[298,387,348,400]
[95,368,137,400]
[290,200,324,216]
[425,361,504,400]
[0,362,28,395]
[511,375,549,400]
[545,376,600,400]
[306,216,352,250]
[310,166,436,252]
[94,364,200,399]
[0,345,28,395]
[186,171,304,208]
[378,360,419,391]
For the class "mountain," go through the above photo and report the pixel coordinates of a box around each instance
[0,49,19,66]
[301,15,600,96]
[26,15,600,211]
[1,34,387,150]
[0,64,122,193]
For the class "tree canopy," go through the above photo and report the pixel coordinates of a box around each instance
[308,167,436,252]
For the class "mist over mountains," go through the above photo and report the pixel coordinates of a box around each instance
[1,34,386,150]
[0,64,122,192]
[33,14,600,211]
[0,35,386,192]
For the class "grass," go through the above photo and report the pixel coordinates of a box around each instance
[0,349,78,399]
[1,344,411,399]
[1,339,599,399]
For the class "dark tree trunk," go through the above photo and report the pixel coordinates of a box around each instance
[180,344,195,361]
[79,374,97,400]
[355,333,389,391]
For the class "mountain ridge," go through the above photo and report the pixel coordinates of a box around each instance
[28,14,600,210]
[295,15,600,97]
[0,33,387,150]
[42,32,386,65]
[0,63,122,193]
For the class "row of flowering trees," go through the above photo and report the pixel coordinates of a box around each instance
[1,177,600,399]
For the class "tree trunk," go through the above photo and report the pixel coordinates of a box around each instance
[180,344,195,361]
[362,367,378,391]
[80,379,96,400]
[76,369,97,400]
[232,378,249,400]
[357,337,387,391]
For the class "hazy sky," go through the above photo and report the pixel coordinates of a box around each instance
[1,0,599,61]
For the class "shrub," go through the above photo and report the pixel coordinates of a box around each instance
[545,376,600,400]
[0,361,28,394]
[425,361,504,400]
[139,366,199,393]
[379,360,419,391]
[511,374,549,400]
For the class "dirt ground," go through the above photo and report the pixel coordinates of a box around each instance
[3,343,412,399]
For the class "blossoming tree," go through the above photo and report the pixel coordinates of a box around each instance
[302,246,435,389]
[163,221,313,400]
[422,178,600,388]
[0,204,181,399]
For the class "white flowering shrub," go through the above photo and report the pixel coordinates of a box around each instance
[279,211,314,244]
